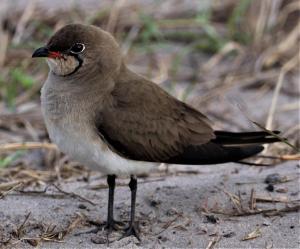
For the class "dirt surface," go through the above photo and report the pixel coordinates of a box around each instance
[0,161,299,248]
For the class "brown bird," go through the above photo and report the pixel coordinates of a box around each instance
[32,24,280,240]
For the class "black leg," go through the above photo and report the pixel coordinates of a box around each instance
[106,175,124,231]
[123,175,140,240]
[107,174,115,229]
[75,175,123,237]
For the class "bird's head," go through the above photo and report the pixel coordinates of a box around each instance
[32,24,122,78]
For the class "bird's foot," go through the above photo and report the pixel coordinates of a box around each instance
[75,219,125,236]
[106,219,125,233]
[121,223,140,241]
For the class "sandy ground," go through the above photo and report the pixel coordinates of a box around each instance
[0,161,299,248]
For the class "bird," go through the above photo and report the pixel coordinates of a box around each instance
[32,23,280,240]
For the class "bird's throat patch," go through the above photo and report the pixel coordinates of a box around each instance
[47,55,80,76]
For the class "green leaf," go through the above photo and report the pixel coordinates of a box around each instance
[11,68,34,88]
[0,151,24,168]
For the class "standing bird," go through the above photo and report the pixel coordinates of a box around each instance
[32,24,280,239]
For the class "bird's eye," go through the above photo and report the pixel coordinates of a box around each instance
[70,43,85,54]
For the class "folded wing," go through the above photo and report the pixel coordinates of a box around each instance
[96,77,280,165]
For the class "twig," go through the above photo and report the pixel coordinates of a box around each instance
[15,212,31,239]
[249,188,256,210]
[209,204,300,217]
[52,184,96,206]
[256,154,300,160]
[242,227,261,241]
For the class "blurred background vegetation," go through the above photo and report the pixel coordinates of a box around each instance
[0,0,299,169]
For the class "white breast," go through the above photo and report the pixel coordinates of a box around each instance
[41,83,156,176]
[44,118,156,176]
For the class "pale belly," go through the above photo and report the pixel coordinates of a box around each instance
[44,118,157,176]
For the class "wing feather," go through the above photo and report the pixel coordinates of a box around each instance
[96,75,214,162]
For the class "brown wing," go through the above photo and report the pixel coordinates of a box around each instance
[96,75,214,162]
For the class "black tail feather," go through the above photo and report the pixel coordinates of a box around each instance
[213,130,281,145]
[165,130,280,165]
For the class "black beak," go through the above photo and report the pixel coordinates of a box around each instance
[32,46,49,58]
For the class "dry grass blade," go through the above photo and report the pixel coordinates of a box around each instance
[55,213,85,240]
[202,42,243,71]
[257,154,300,161]
[64,213,84,236]
[249,188,256,210]
[252,121,299,152]
[0,182,23,199]
[40,224,63,243]
[264,23,300,68]
[0,142,58,152]
[12,0,36,44]
[217,187,242,213]
[52,184,96,206]
[242,227,261,241]
[14,212,31,239]
[266,55,299,130]
[155,212,183,235]
[209,204,300,217]
[205,236,221,249]
[196,70,279,105]
[255,195,290,203]
[0,22,9,67]
[264,205,300,216]
[106,0,126,33]
[0,181,22,191]
[280,154,300,160]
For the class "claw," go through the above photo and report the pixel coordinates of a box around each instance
[121,223,140,241]
[75,219,125,236]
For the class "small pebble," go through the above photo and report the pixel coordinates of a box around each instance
[276,187,288,193]
[166,208,177,216]
[78,204,87,209]
[223,231,235,238]
[205,215,219,224]
[263,220,271,226]
[265,184,274,192]
[157,235,168,242]
[150,199,161,207]
[265,173,284,184]
[91,235,107,244]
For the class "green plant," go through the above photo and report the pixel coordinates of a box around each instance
[2,67,35,107]
[139,14,162,44]
[0,151,24,168]
[228,0,252,43]
[11,68,34,88]
[195,10,227,53]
